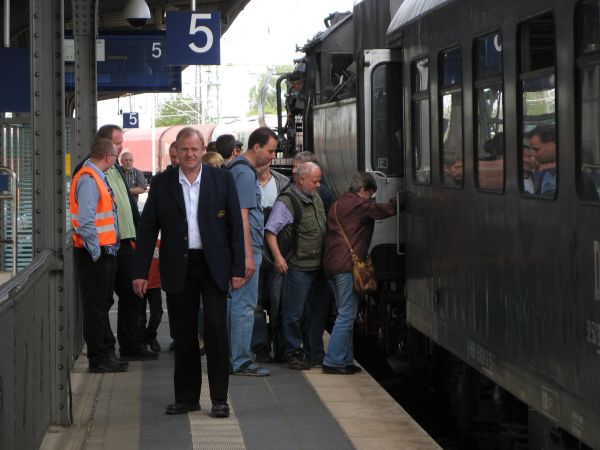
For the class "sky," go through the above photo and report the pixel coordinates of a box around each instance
[97,0,356,126]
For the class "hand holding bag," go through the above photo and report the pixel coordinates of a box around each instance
[333,203,377,294]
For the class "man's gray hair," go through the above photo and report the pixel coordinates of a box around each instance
[296,161,319,178]
[293,151,318,165]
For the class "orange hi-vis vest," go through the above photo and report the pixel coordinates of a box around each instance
[70,166,118,248]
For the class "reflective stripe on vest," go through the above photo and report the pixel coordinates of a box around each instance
[69,166,118,248]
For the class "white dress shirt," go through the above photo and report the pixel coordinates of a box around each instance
[178,166,203,249]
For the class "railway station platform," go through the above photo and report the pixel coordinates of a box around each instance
[39,305,441,450]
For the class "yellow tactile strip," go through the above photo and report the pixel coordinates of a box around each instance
[303,357,442,450]
[188,374,246,450]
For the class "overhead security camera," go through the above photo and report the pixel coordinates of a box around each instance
[123,0,151,28]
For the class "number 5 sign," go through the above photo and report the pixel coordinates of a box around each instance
[166,12,221,65]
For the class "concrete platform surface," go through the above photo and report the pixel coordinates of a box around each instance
[39,304,441,450]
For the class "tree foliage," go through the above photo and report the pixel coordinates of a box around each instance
[247,65,293,116]
[155,96,201,127]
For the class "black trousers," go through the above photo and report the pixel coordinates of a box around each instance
[167,250,229,404]
[114,241,147,353]
[74,248,117,365]
[144,288,163,341]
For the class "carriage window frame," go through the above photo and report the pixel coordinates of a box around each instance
[576,0,600,203]
[473,32,505,193]
[438,47,464,188]
[411,57,431,185]
[370,61,403,177]
[517,12,557,199]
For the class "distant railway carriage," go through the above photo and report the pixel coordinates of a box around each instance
[278,0,600,447]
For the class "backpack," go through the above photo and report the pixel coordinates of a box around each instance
[227,157,257,176]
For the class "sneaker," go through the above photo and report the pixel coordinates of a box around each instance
[254,347,274,364]
[231,362,270,377]
[288,355,311,370]
[147,338,161,353]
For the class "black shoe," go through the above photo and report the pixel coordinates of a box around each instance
[120,348,159,361]
[211,403,230,418]
[165,402,201,415]
[109,356,129,369]
[322,365,354,375]
[89,360,128,373]
[288,354,311,370]
[308,358,324,368]
[168,341,176,351]
[254,347,274,364]
[345,364,362,373]
[147,339,161,353]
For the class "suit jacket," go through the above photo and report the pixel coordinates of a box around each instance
[132,164,245,293]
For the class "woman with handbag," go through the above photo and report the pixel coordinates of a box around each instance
[322,171,401,374]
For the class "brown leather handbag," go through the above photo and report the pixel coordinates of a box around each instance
[333,203,377,294]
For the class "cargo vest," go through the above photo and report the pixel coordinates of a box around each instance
[70,166,118,248]
[278,187,326,271]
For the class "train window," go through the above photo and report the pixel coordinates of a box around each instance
[474,33,504,192]
[439,48,463,187]
[518,13,557,197]
[412,58,431,184]
[475,33,503,78]
[519,12,555,72]
[577,0,600,54]
[371,62,403,176]
[577,1,600,201]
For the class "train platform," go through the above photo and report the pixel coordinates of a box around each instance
[39,307,441,450]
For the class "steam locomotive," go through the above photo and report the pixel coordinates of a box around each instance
[276,0,600,448]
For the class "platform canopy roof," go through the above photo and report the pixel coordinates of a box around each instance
[5,0,251,43]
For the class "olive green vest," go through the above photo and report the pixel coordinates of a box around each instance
[279,187,327,271]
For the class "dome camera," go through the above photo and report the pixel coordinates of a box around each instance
[123,0,151,28]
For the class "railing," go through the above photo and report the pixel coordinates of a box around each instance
[0,244,82,450]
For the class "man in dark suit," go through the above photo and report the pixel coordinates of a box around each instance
[132,127,245,418]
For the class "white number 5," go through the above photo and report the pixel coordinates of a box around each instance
[151,42,162,58]
[188,13,214,54]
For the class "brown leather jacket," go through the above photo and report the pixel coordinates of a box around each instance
[323,191,396,278]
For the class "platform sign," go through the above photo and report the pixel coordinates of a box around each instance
[0,174,9,191]
[123,112,139,129]
[166,12,221,65]
[0,48,30,112]
[65,32,182,92]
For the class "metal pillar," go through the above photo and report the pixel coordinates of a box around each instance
[72,0,97,165]
[30,0,68,424]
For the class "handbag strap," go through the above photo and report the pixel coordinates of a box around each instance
[333,203,359,263]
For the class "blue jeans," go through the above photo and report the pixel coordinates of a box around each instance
[323,273,358,368]
[282,269,319,358]
[228,250,262,371]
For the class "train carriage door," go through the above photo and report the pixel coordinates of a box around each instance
[361,49,404,252]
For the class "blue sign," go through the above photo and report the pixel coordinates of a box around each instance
[0,48,30,112]
[123,112,139,129]
[0,174,9,192]
[166,12,221,65]
[65,32,182,93]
